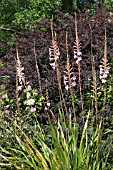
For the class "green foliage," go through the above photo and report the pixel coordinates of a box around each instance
[0,0,62,28]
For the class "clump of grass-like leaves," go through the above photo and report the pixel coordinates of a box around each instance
[0,111,110,170]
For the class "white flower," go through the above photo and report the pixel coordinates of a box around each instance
[26,99,35,106]
[99,65,110,83]
[49,48,52,56]
[76,57,82,64]
[74,51,77,59]
[5,105,10,108]
[47,102,50,107]
[3,93,8,98]
[102,79,106,84]
[91,95,94,98]
[26,92,31,99]
[100,75,103,80]
[77,51,82,56]
[63,75,68,86]
[100,67,103,75]
[65,85,69,91]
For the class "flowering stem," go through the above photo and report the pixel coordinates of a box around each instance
[66,31,76,121]
[103,27,107,116]
[78,62,84,122]
[89,22,98,124]
[16,48,20,112]
[51,19,68,116]
[75,13,84,122]
[34,38,42,95]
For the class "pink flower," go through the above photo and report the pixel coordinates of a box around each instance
[30,107,36,112]
[6,110,10,114]
[35,102,38,105]
[50,62,56,70]
[71,76,76,81]
[102,79,106,83]
[26,99,35,106]
[44,106,48,111]
[18,85,23,91]
[27,85,32,91]
[72,81,76,87]
[105,68,109,74]
[103,73,108,79]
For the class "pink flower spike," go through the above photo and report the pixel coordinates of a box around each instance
[30,107,36,113]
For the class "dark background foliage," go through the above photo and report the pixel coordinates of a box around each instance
[0,5,113,115]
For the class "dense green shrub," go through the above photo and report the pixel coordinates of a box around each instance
[0,0,61,28]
